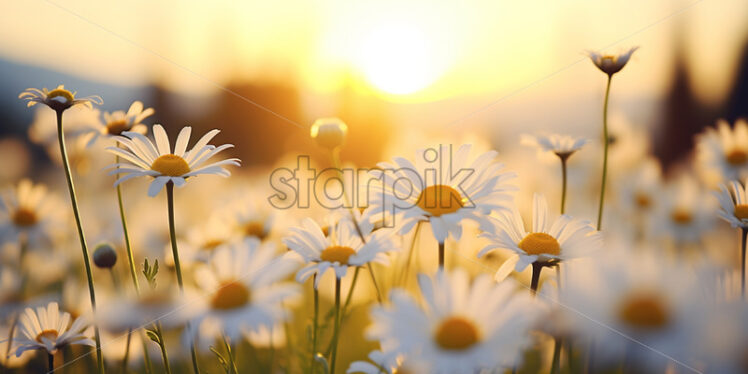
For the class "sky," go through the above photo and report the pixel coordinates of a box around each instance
[1,0,747,134]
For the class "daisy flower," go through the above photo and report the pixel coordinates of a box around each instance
[715,179,748,228]
[84,101,154,146]
[96,287,186,333]
[649,174,714,245]
[696,119,748,183]
[368,144,516,243]
[106,124,241,197]
[186,238,299,349]
[18,85,102,112]
[283,217,393,288]
[560,249,714,372]
[478,194,601,280]
[586,47,639,76]
[0,179,65,245]
[13,302,94,356]
[521,133,588,158]
[367,270,540,374]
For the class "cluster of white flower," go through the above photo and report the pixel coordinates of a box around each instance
[1,47,747,374]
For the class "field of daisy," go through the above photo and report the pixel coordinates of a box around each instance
[2,2,748,374]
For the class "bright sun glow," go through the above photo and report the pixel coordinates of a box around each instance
[356,23,447,95]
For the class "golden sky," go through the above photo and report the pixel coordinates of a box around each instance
[1,0,746,106]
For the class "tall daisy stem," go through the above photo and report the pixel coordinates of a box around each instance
[310,280,319,372]
[48,352,54,372]
[330,148,383,303]
[596,75,613,230]
[166,183,185,289]
[530,262,543,295]
[115,154,140,293]
[741,228,747,298]
[329,278,342,374]
[155,324,172,374]
[55,110,104,374]
[165,182,201,374]
[222,334,238,374]
[438,241,445,269]
[550,339,562,374]
[559,154,569,215]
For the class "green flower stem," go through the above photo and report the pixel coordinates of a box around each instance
[330,148,383,303]
[55,110,104,374]
[223,334,238,374]
[438,241,445,269]
[596,75,613,230]
[329,278,342,374]
[165,182,201,374]
[550,338,562,374]
[399,222,422,287]
[165,182,185,289]
[114,152,154,374]
[530,262,543,295]
[741,228,747,297]
[155,323,172,374]
[558,154,569,215]
[115,153,141,294]
[122,328,133,374]
[48,352,54,372]
[310,281,319,373]
[340,267,360,318]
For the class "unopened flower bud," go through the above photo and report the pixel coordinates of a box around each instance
[310,118,348,149]
[93,243,118,269]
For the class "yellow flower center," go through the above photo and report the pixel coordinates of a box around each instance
[244,221,267,239]
[211,281,251,310]
[618,292,670,330]
[151,154,190,177]
[518,232,561,256]
[320,245,356,264]
[417,185,465,217]
[46,88,74,103]
[106,119,129,135]
[35,329,59,343]
[12,207,38,227]
[433,316,480,351]
[727,149,748,166]
[670,209,693,225]
[635,193,652,209]
[735,204,748,220]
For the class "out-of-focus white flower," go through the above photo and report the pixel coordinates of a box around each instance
[106,124,240,197]
[650,174,715,245]
[13,302,94,356]
[715,179,748,229]
[478,194,601,280]
[96,287,185,333]
[19,85,102,112]
[84,101,154,146]
[696,119,748,184]
[283,217,393,287]
[367,270,540,374]
[615,157,662,216]
[586,47,638,76]
[521,133,588,158]
[368,144,516,243]
[560,249,713,371]
[0,179,66,246]
[186,238,299,350]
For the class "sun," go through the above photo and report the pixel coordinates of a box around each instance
[356,23,446,96]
